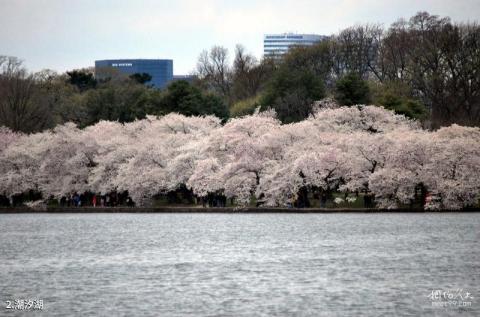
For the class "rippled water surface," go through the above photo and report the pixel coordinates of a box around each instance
[1,213,479,316]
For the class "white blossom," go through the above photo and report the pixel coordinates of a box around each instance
[0,106,478,209]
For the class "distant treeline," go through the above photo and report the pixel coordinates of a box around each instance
[1,11,479,132]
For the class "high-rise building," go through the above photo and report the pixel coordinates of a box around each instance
[95,59,173,88]
[263,33,327,57]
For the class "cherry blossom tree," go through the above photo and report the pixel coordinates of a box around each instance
[308,104,420,133]
[113,114,221,205]
[256,104,421,207]
[0,131,47,197]
[187,158,224,198]
[187,109,281,204]
[33,123,97,198]
[0,126,22,153]
[422,125,480,210]
[0,104,478,210]
[1,123,96,199]
[85,120,133,195]
[368,130,429,208]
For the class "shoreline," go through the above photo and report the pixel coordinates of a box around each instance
[0,207,479,213]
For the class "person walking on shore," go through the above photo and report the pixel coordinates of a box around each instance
[92,194,97,207]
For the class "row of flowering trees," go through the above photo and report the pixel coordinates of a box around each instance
[1,104,479,209]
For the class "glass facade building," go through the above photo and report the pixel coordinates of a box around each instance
[264,33,327,57]
[95,59,173,88]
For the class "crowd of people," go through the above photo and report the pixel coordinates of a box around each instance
[58,192,135,207]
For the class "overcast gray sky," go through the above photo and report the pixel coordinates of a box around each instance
[1,0,479,75]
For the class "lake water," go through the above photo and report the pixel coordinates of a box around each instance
[0,213,479,316]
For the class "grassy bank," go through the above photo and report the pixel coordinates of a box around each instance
[1,207,479,213]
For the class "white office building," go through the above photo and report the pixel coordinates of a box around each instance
[263,33,327,57]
